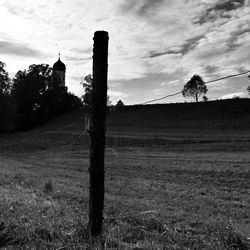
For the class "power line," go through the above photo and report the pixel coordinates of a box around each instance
[205,70,250,84]
[139,70,250,105]
[143,91,183,104]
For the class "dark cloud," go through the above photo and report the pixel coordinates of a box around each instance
[0,40,44,57]
[120,0,165,17]
[148,35,204,58]
[180,35,204,55]
[148,50,177,58]
[237,66,248,73]
[227,25,250,51]
[213,0,245,11]
[195,0,245,24]
[70,47,92,54]
[204,65,219,74]
[65,56,92,61]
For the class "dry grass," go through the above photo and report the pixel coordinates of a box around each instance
[0,107,249,249]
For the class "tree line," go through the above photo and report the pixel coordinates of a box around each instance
[0,61,81,132]
[81,74,125,109]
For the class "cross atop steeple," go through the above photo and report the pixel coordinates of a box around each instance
[53,53,66,72]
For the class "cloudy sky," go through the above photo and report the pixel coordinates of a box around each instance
[0,0,250,104]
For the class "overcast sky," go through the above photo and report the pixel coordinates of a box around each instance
[0,0,250,104]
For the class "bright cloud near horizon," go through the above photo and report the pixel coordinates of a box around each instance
[0,0,250,104]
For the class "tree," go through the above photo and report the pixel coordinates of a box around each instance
[81,74,93,109]
[12,64,53,112]
[11,64,55,130]
[182,75,207,102]
[81,74,111,108]
[107,95,112,106]
[67,92,82,107]
[12,63,80,130]
[202,95,208,102]
[116,99,125,107]
[0,61,14,132]
[0,61,11,95]
[247,75,250,94]
[0,94,15,132]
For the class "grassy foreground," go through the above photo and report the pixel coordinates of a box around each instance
[0,103,249,249]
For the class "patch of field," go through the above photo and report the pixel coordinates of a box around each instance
[0,107,249,249]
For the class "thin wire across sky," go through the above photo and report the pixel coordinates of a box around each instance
[141,70,250,105]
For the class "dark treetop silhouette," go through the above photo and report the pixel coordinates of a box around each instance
[182,74,208,102]
[0,57,80,132]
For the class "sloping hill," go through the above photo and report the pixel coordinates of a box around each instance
[1,98,250,153]
[107,99,250,131]
[9,98,249,137]
[37,98,250,133]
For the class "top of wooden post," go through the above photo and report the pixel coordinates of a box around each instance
[93,31,109,40]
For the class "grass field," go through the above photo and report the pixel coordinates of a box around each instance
[0,101,250,249]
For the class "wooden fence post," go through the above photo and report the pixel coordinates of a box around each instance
[89,31,109,237]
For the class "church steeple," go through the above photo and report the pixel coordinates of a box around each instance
[53,54,66,88]
[53,54,66,72]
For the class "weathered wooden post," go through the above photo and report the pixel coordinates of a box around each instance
[89,31,109,237]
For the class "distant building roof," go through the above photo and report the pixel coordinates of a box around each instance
[53,54,66,72]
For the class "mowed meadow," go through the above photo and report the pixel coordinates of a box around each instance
[0,99,250,249]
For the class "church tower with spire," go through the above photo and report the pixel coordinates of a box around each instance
[53,53,66,89]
